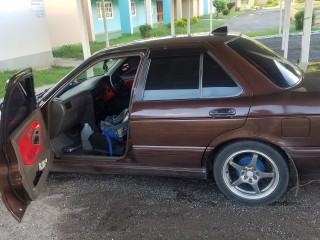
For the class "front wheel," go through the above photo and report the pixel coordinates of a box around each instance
[213,141,289,205]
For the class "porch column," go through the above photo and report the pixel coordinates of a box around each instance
[76,0,91,59]
[119,0,133,34]
[187,0,191,35]
[170,0,175,36]
[102,0,110,48]
[279,0,283,34]
[177,0,182,19]
[210,0,213,32]
[163,0,171,24]
[145,0,153,26]
[300,0,313,67]
[282,0,291,59]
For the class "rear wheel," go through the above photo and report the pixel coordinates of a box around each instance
[213,141,289,205]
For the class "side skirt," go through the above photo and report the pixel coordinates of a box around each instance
[50,159,208,179]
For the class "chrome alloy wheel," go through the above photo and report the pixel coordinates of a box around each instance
[222,150,280,200]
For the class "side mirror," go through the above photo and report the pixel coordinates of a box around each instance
[103,59,109,72]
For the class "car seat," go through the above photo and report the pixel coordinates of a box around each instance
[90,108,128,156]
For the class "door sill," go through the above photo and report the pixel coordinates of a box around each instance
[50,158,207,179]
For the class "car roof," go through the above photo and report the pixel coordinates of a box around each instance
[96,32,241,56]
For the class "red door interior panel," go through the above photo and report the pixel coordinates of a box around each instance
[18,121,42,165]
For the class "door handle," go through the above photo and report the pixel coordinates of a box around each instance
[209,108,236,118]
[32,128,40,145]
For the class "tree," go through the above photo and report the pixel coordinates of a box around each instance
[213,0,227,18]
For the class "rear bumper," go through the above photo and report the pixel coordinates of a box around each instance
[283,147,320,181]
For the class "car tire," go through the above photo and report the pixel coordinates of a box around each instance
[213,140,289,205]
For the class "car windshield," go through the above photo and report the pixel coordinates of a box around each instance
[227,36,303,88]
[77,58,119,81]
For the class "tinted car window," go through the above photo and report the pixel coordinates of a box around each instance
[202,53,242,98]
[7,82,31,134]
[227,37,302,88]
[144,55,200,100]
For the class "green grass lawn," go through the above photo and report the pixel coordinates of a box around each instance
[53,19,223,59]
[53,34,143,59]
[0,66,74,98]
[292,0,320,10]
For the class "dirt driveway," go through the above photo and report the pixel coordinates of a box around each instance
[0,172,320,240]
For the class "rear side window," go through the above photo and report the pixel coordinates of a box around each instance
[202,53,242,98]
[227,37,302,88]
[144,55,200,100]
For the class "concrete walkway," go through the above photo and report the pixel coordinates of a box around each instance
[53,57,83,68]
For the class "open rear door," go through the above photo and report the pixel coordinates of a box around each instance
[0,69,52,222]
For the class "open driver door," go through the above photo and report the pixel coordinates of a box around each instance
[0,69,52,222]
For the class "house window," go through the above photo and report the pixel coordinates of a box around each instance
[131,1,136,16]
[96,1,113,19]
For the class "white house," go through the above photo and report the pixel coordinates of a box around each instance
[0,0,53,71]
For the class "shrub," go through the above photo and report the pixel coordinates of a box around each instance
[213,0,227,18]
[191,16,199,24]
[294,9,315,30]
[176,18,187,27]
[258,0,279,7]
[227,2,235,10]
[138,24,152,38]
[267,0,279,7]
[235,7,240,11]
[222,9,230,15]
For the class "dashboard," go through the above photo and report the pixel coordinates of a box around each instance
[48,56,140,139]
[49,75,107,138]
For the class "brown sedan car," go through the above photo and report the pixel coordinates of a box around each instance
[1,29,320,221]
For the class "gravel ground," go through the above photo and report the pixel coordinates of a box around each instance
[1,173,320,240]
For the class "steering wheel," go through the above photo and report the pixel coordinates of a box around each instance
[109,74,131,97]
[109,74,126,94]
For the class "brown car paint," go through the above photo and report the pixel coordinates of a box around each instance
[45,35,320,181]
